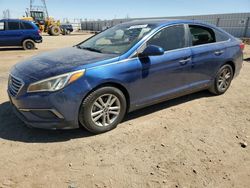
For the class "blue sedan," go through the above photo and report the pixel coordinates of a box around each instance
[8,19,244,133]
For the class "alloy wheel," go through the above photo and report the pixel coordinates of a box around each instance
[217,67,232,92]
[91,94,121,127]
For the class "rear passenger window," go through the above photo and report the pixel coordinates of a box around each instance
[189,25,215,46]
[147,25,186,51]
[0,22,5,30]
[21,22,34,30]
[7,21,20,30]
[214,30,230,42]
[21,22,34,29]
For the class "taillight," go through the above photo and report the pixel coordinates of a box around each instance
[240,42,245,51]
[38,30,42,35]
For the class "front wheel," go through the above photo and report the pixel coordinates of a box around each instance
[79,87,127,134]
[209,64,234,95]
[49,26,61,36]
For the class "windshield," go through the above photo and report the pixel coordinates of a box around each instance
[78,24,155,55]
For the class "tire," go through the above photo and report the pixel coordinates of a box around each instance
[79,87,127,134]
[61,28,66,35]
[66,30,71,35]
[22,39,35,50]
[49,26,61,36]
[209,64,234,95]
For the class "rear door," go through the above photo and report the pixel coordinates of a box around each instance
[187,24,228,87]
[5,21,23,46]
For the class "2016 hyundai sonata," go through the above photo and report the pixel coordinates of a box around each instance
[8,19,244,133]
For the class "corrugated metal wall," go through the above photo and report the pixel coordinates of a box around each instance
[81,13,250,38]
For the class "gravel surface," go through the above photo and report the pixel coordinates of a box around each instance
[0,34,249,188]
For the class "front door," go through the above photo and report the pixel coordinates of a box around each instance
[131,24,193,106]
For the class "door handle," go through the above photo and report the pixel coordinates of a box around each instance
[214,50,224,56]
[179,58,191,65]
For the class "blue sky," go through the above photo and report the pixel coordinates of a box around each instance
[0,0,250,20]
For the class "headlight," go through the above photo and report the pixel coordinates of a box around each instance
[27,70,85,93]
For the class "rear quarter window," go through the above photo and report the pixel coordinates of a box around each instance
[21,22,34,30]
[214,30,230,42]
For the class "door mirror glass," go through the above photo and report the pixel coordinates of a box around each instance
[139,45,164,57]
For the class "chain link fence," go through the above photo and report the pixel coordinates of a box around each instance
[81,13,250,38]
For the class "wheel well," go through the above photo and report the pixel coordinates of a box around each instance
[224,61,235,76]
[21,38,34,45]
[87,82,130,112]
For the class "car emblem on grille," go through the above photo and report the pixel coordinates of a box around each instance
[9,77,12,85]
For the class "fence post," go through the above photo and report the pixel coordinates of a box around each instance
[244,17,250,38]
[216,18,220,27]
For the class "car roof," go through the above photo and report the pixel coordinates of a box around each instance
[0,19,33,23]
[121,19,214,28]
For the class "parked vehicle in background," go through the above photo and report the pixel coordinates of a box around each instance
[60,24,73,35]
[8,19,244,133]
[0,19,42,50]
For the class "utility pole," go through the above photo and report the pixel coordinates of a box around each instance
[41,0,49,18]
[3,9,11,19]
[30,0,49,18]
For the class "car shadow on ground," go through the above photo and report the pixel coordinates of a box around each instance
[0,47,24,51]
[0,47,39,51]
[244,57,250,62]
[124,90,213,122]
[0,90,213,143]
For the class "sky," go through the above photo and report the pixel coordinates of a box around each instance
[0,0,250,20]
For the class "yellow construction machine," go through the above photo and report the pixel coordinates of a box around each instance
[21,0,62,36]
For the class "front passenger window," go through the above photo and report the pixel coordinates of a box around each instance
[147,25,186,51]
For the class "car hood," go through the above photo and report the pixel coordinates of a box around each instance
[13,47,118,80]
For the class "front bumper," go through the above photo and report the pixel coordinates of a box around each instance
[35,39,43,43]
[34,37,43,43]
[11,105,77,129]
[7,74,91,130]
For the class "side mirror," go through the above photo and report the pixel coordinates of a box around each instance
[138,45,164,57]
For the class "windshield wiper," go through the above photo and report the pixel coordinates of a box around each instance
[77,46,102,53]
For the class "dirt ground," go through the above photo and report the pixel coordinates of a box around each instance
[0,34,250,188]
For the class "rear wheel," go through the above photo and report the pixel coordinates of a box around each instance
[209,64,234,95]
[66,30,71,35]
[22,39,35,50]
[79,87,127,134]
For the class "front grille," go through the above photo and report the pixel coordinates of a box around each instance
[8,75,24,97]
